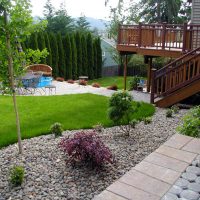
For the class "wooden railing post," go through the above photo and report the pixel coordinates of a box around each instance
[182,22,187,52]
[150,68,157,104]
[138,22,142,47]
[162,22,167,49]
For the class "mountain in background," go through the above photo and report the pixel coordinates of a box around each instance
[33,16,110,31]
[85,17,110,31]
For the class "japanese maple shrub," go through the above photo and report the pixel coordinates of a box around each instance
[59,131,113,168]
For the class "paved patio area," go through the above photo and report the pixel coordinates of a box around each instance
[93,134,200,200]
[35,81,151,103]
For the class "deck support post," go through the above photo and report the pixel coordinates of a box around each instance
[147,57,153,93]
[123,55,128,91]
[150,68,157,104]
[182,22,187,52]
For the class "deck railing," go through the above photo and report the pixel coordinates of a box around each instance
[118,23,200,52]
[151,47,200,103]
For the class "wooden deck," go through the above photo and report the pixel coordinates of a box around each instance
[117,23,200,58]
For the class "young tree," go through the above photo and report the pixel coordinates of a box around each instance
[81,34,88,76]
[70,34,77,79]
[87,33,94,79]
[63,34,72,79]
[0,0,47,154]
[75,31,82,77]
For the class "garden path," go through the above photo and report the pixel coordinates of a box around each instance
[37,81,151,103]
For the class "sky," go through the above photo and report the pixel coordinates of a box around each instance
[30,0,120,20]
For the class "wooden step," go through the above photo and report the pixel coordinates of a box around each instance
[155,79,200,108]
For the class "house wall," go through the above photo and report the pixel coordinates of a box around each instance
[191,0,200,24]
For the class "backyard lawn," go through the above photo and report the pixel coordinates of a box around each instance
[88,76,134,89]
[0,93,155,148]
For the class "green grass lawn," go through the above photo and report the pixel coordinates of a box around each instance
[0,94,155,148]
[88,76,134,90]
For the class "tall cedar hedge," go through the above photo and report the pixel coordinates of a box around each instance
[26,32,102,80]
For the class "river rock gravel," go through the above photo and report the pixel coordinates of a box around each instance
[0,108,188,200]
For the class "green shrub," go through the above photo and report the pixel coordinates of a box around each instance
[130,119,138,128]
[166,109,173,118]
[129,76,140,90]
[171,105,179,114]
[93,123,104,132]
[50,122,63,137]
[9,166,24,186]
[143,117,152,124]
[108,91,136,136]
[177,106,200,138]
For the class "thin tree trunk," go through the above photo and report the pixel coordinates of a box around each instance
[157,0,161,23]
[4,9,23,154]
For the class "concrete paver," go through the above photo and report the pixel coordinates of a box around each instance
[156,145,197,163]
[107,181,160,200]
[163,134,193,149]
[144,152,189,172]
[93,190,127,200]
[182,138,200,154]
[134,161,181,184]
[119,169,171,197]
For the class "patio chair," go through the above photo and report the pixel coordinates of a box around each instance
[137,79,147,92]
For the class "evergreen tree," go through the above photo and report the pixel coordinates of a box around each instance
[37,32,46,63]
[28,32,38,50]
[70,34,77,79]
[93,39,97,78]
[57,33,66,78]
[76,15,90,33]
[86,33,94,79]
[96,37,102,78]
[63,34,72,79]
[75,31,82,77]
[49,32,59,77]
[81,34,88,76]
[44,32,52,67]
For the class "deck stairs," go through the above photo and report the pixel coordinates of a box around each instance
[152,47,200,107]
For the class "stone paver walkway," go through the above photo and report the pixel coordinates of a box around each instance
[93,134,200,200]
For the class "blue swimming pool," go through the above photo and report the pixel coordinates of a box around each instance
[37,76,52,87]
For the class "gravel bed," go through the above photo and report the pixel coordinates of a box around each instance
[0,108,188,200]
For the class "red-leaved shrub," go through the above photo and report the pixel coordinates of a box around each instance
[67,79,74,84]
[92,82,100,88]
[79,80,87,86]
[59,131,113,168]
[107,84,118,90]
[56,77,65,82]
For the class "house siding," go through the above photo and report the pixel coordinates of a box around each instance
[191,0,200,24]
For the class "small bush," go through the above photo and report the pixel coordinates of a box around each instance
[177,106,200,138]
[166,109,173,118]
[50,122,63,137]
[171,105,179,114]
[92,82,100,88]
[143,117,152,124]
[59,131,113,168]
[93,123,104,132]
[79,80,87,86]
[56,77,65,82]
[9,166,24,186]
[130,119,138,128]
[67,79,74,84]
[129,76,140,90]
[107,84,118,90]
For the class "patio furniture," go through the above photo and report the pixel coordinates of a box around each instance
[137,79,147,92]
[45,85,56,95]
[26,64,52,77]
